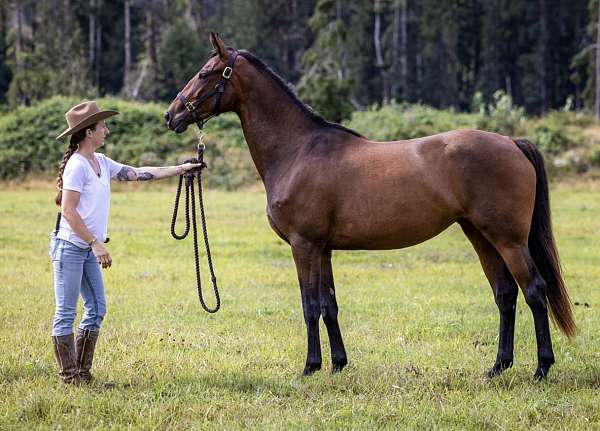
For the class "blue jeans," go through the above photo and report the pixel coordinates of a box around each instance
[49,235,107,336]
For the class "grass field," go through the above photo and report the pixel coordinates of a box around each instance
[1,181,600,429]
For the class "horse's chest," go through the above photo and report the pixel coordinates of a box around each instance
[266,197,293,235]
[266,192,330,242]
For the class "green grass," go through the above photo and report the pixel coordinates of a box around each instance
[1,182,600,429]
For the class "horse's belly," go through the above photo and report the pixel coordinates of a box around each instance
[328,205,458,250]
[328,220,455,250]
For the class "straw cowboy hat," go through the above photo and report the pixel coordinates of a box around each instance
[56,101,119,139]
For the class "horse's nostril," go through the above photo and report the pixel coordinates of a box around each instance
[164,111,171,123]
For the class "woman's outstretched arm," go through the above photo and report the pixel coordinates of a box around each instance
[114,162,201,181]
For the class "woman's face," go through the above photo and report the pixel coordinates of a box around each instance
[87,121,110,149]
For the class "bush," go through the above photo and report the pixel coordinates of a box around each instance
[345,102,479,141]
[589,145,600,167]
[345,93,526,142]
[2,95,597,186]
[0,96,255,189]
[519,111,588,155]
[475,90,526,135]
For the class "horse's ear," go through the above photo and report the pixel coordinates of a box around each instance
[210,32,228,61]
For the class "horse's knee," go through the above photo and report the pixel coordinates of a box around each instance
[303,305,321,326]
[321,306,338,325]
[523,278,548,311]
[495,286,518,314]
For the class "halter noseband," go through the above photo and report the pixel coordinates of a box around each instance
[177,52,238,131]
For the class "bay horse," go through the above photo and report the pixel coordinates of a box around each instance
[165,33,576,380]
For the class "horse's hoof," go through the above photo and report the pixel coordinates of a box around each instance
[486,359,513,379]
[303,362,322,376]
[533,368,548,380]
[533,357,554,381]
[533,362,552,380]
[332,358,348,374]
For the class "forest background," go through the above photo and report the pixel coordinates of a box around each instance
[1,0,600,188]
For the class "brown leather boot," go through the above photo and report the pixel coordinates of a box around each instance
[75,328,99,384]
[52,334,80,385]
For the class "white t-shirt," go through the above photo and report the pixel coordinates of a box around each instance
[56,152,124,248]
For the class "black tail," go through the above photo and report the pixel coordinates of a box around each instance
[513,138,576,338]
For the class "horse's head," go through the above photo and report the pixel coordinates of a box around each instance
[165,32,239,133]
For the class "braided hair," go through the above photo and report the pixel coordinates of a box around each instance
[54,124,97,206]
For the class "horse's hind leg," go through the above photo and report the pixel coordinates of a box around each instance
[493,243,555,380]
[320,249,348,373]
[459,220,518,378]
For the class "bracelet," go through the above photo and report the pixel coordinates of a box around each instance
[88,237,97,246]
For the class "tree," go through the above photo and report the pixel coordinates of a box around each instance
[130,0,163,100]
[297,0,355,121]
[0,0,594,113]
[0,1,11,103]
[156,20,207,100]
[4,0,92,106]
[596,0,600,118]
[123,0,132,96]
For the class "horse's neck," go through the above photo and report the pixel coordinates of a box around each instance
[234,74,315,188]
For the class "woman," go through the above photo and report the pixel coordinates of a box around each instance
[51,101,200,385]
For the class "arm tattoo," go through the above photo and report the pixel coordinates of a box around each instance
[116,166,137,181]
[137,171,154,181]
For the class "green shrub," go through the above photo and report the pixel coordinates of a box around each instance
[589,145,600,167]
[0,96,254,189]
[474,90,526,135]
[345,102,479,141]
[518,111,588,155]
[1,95,597,187]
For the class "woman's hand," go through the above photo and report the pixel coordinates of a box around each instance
[179,162,204,173]
[92,242,112,269]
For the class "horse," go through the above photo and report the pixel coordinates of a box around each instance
[165,33,576,380]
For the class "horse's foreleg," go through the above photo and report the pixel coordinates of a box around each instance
[320,249,348,373]
[460,220,518,378]
[291,237,323,375]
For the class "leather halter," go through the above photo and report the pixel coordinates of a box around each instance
[177,52,238,131]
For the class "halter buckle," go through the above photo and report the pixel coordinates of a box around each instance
[222,67,233,79]
[185,101,195,112]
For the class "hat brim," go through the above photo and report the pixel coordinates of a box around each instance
[56,110,120,139]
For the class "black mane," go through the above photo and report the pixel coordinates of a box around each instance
[210,49,363,138]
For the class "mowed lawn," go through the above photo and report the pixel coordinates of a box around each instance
[1,181,600,429]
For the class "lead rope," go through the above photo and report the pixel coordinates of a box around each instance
[170,130,220,313]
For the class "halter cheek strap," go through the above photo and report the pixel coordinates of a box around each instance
[177,52,238,131]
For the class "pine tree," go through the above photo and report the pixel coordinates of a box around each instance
[297,0,355,121]
[4,0,92,106]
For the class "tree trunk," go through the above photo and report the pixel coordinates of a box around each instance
[184,0,198,32]
[596,0,600,119]
[400,0,407,100]
[539,0,548,113]
[124,0,131,94]
[373,0,389,104]
[13,0,23,71]
[147,6,157,67]
[63,0,71,35]
[89,0,96,82]
[96,0,102,89]
[391,0,400,99]
[131,2,158,99]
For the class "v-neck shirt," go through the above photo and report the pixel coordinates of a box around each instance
[56,152,124,248]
